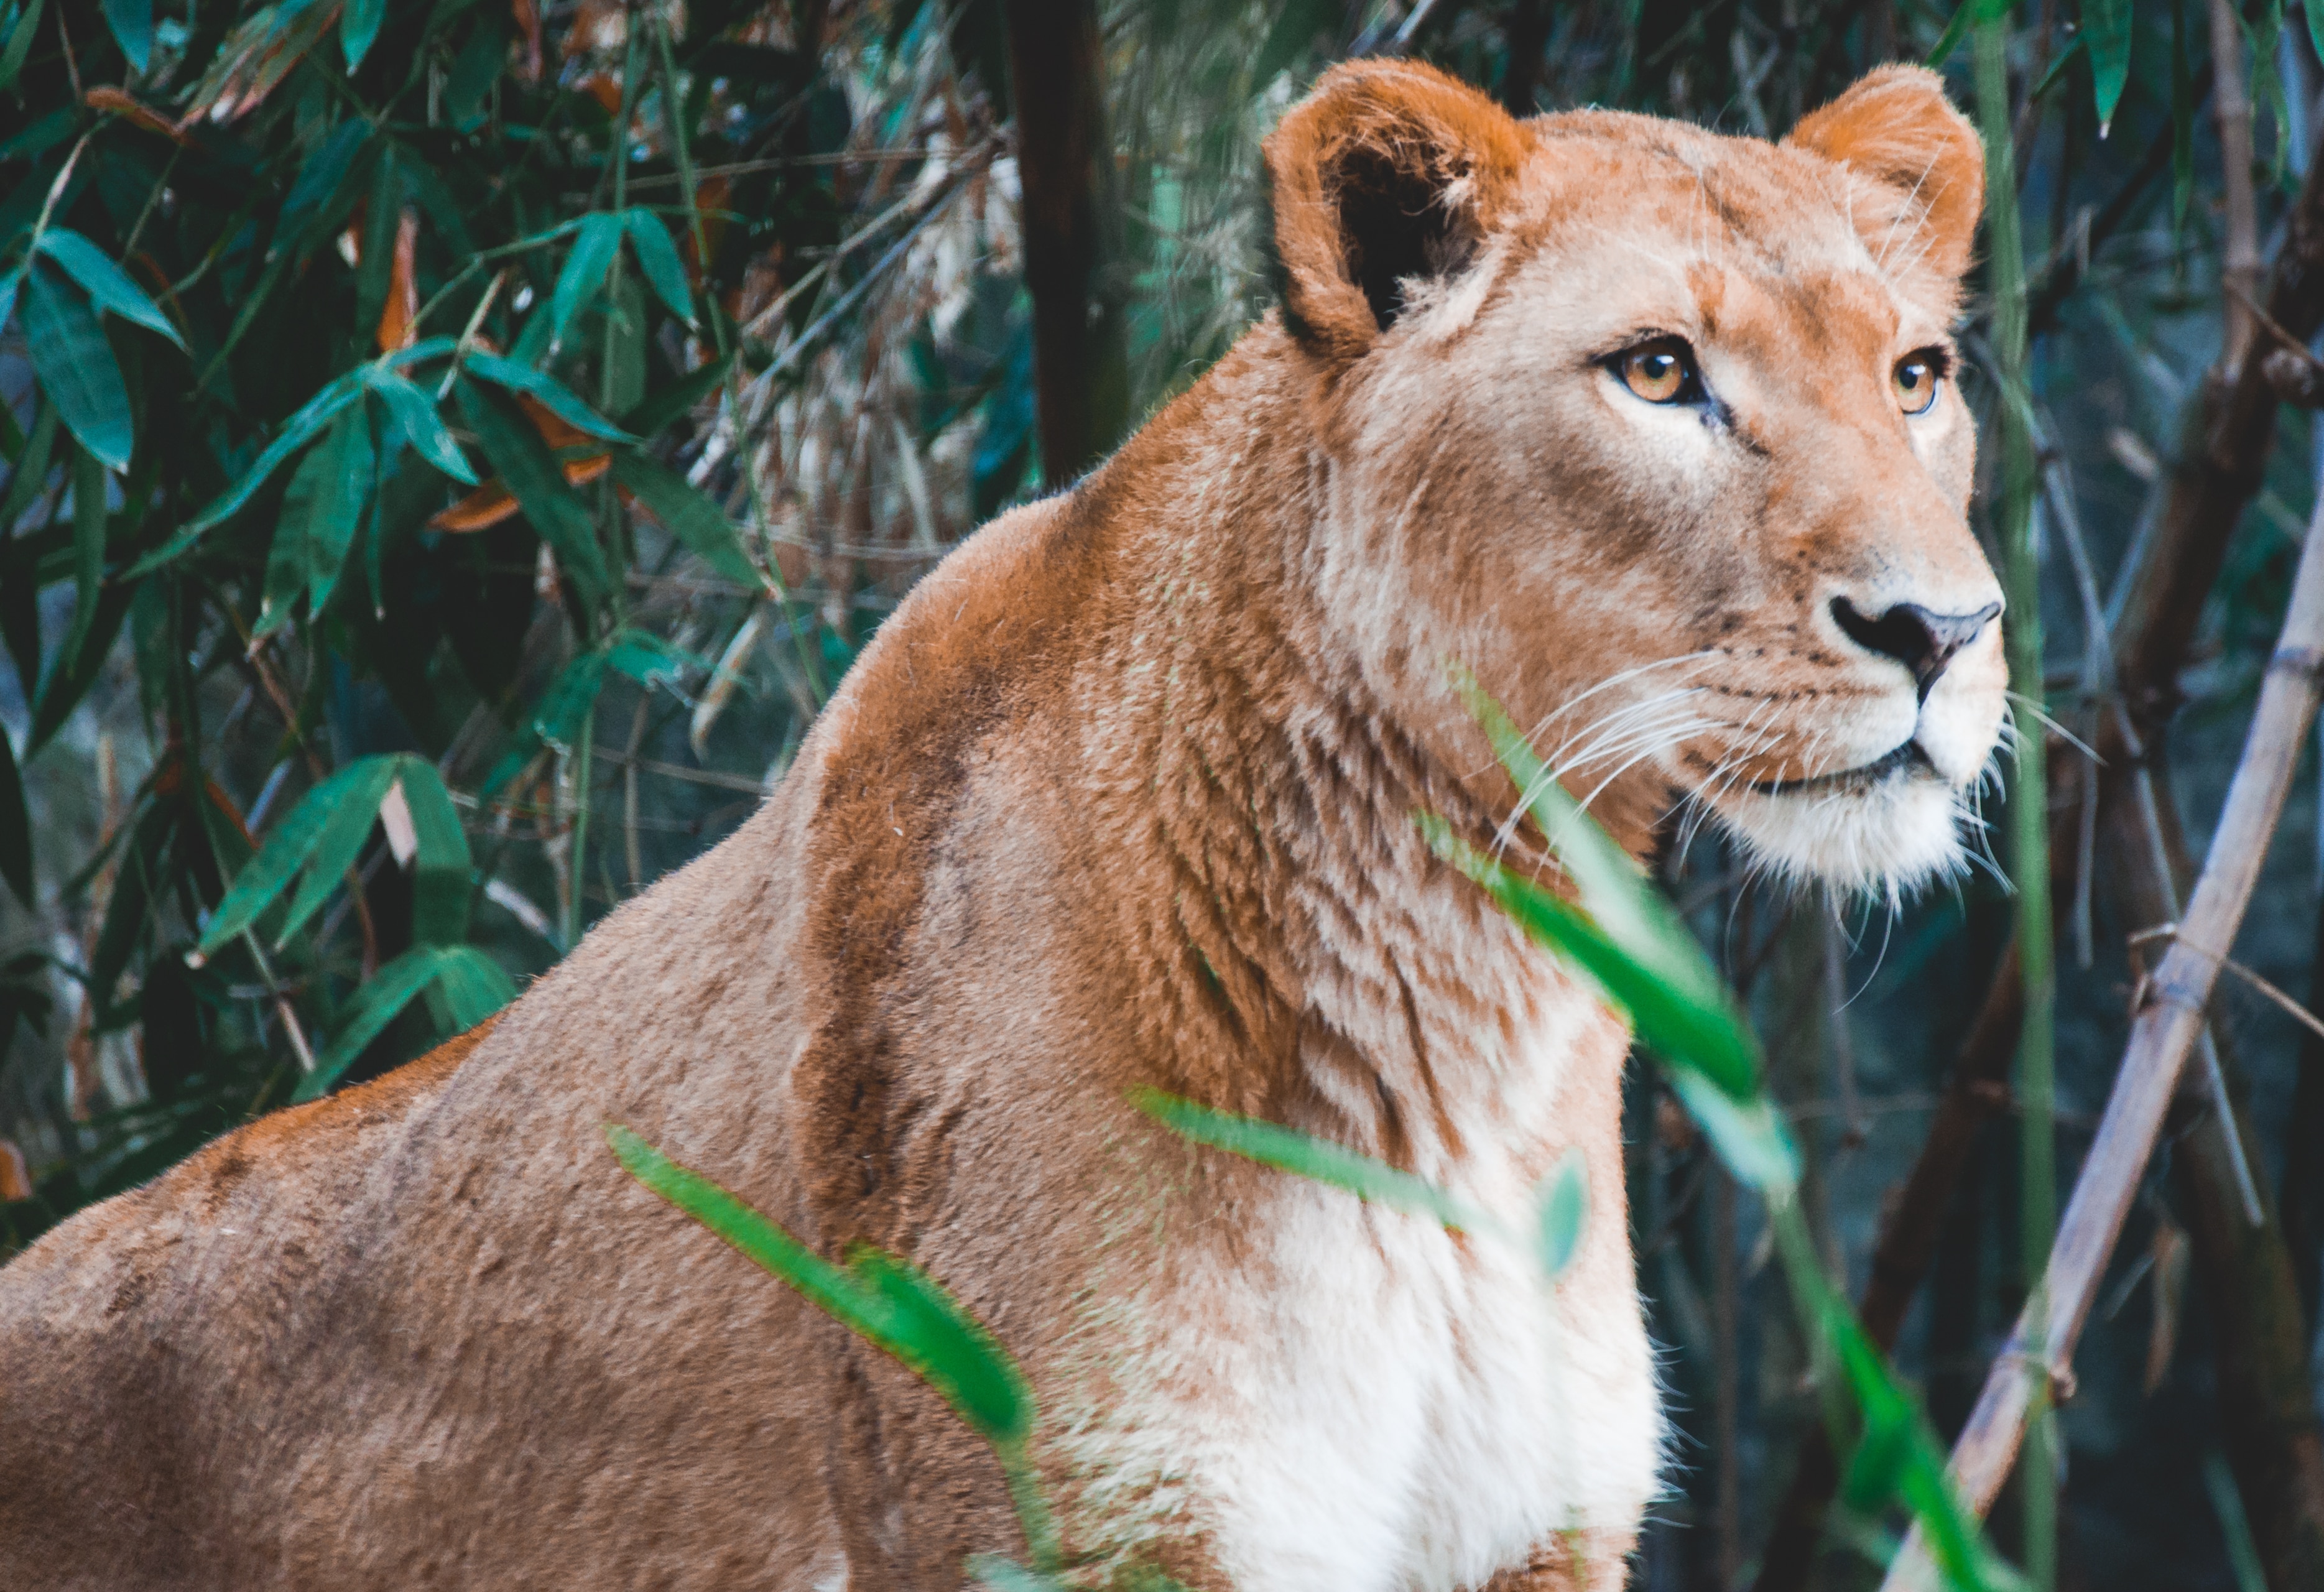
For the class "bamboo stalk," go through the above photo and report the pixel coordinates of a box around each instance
[1971,11,2058,1583]
[2211,0,2261,371]
[1881,487,2324,1592]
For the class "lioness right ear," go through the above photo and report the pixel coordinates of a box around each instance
[1786,65,1984,284]
[1263,61,1529,363]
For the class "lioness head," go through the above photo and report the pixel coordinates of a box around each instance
[1266,62,2004,899]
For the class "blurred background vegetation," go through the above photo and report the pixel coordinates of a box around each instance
[2,0,2324,1586]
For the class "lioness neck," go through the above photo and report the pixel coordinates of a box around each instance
[1042,321,1621,1187]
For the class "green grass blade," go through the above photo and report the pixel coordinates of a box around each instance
[1422,820,1762,1106]
[1532,1150,1588,1280]
[846,1247,1030,1442]
[968,1558,1069,1592]
[605,1124,1048,1550]
[1132,1087,1493,1234]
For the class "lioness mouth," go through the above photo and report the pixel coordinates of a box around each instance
[1747,741,1927,795]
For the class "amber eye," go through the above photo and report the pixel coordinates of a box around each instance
[1617,340,1698,404]
[1893,354,1942,415]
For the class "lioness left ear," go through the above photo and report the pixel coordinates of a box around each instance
[1786,65,1984,282]
[1264,60,1529,363]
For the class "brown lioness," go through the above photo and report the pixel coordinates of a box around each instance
[0,59,2002,1591]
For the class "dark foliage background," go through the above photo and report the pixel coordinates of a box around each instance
[1,0,2322,1588]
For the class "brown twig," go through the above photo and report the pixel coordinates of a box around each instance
[1883,494,2324,1588]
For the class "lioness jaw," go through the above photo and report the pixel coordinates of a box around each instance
[0,62,1999,1592]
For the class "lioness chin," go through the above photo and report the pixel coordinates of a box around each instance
[0,59,2002,1592]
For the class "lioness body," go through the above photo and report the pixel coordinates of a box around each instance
[0,63,2003,1591]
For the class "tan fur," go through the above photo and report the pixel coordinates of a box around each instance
[0,64,2001,1591]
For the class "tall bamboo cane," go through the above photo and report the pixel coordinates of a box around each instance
[1881,488,2324,1592]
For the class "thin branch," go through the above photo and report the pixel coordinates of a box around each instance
[1883,491,2324,1589]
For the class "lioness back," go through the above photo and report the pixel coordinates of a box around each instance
[0,58,2004,1592]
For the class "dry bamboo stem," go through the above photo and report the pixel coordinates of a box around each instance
[1881,492,2324,1590]
[2211,0,2261,370]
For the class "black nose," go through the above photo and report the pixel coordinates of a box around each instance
[1830,596,2001,699]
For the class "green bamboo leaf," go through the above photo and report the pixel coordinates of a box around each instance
[605,1125,1035,1443]
[0,402,55,545]
[0,267,22,336]
[2081,0,2130,131]
[88,799,170,1024]
[479,648,610,795]
[275,756,401,950]
[549,212,625,349]
[340,0,383,70]
[101,0,151,73]
[59,443,106,695]
[604,627,700,689]
[391,756,473,947]
[2310,0,2324,91]
[256,405,370,637]
[428,945,515,1030]
[1532,1150,1588,1280]
[26,584,131,754]
[20,262,134,472]
[454,377,609,604]
[1923,0,1972,65]
[462,351,634,442]
[0,0,45,93]
[533,650,609,747]
[365,368,479,485]
[197,764,368,956]
[126,374,364,575]
[1131,1087,1491,1233]
[622,209,695,324]
[610,451,767,590]
[2174,0,2195,227]
[2029,35,2086,104]
[295,945,453,1101]
[278,119,373,260]
[34,231,185,351]
[305,400,373,618]
[620,354,733,440]
[0,725,28,906]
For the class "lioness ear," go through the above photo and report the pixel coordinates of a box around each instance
[1787,65,1984,282]
[1263,60,1529,362]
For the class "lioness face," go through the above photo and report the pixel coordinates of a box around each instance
[1271,65,2005,898]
